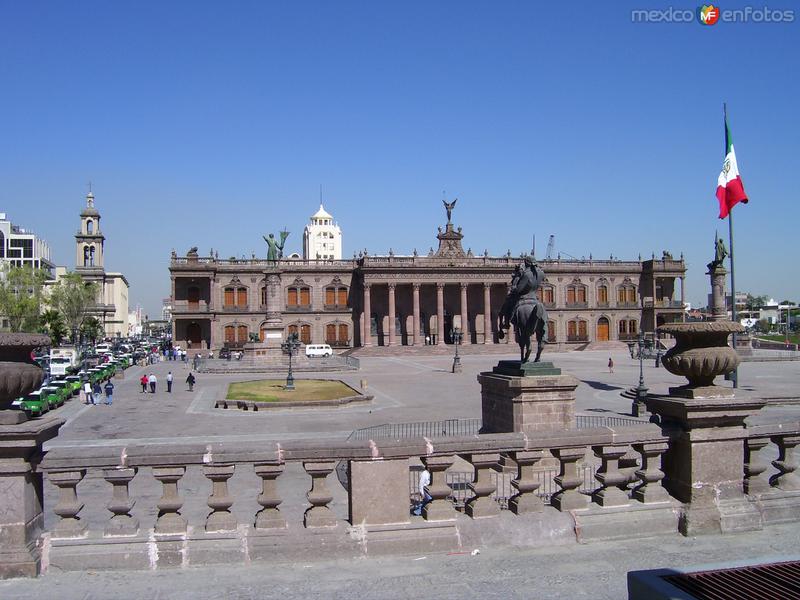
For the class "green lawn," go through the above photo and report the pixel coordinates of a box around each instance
[757,333,800,345]
[226,379,357,402]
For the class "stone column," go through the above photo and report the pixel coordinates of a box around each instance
[104,467,138,536]
[464,453,501,518]
[153,466,187,534]
[436,283,445,346]
[743,438,771,495]
[50,470,87,538]
[460,283,470,344]
[203,464,237,532]
[507,450,545,514]
[648,394,766,535]
[680,276,686,322]
[591,445,631,507]
[483,283,493,344]
[362,283,372,347]
[551,447,590,511]
[708,266,727,322]
[303,461,338,528]
[421,455,457,521]
[388,283,396,346]
[412,283,421,346]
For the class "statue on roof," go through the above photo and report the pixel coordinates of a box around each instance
[707,232,728,271]
[263,230,290,262]
[443,198,457,224]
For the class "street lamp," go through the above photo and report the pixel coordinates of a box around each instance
[631,331,649,417]
[281,332,301,391]
[451,327,463,373]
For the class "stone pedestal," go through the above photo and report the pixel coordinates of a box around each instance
[348,460,410,526]
[708,264,728,322]
[478,362,577,433]
[0,416,64,578]
[648,394,766,535]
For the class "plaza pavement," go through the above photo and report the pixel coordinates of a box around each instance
[8,349,800,598]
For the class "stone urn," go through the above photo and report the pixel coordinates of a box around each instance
[0,333,50,424]
[657,321,743,398]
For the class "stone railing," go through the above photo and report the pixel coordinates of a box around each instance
[34,425,680,571]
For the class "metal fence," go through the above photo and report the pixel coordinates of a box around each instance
[348,415,646,441]
[348,418,482,441]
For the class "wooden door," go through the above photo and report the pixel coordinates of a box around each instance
[597,317,609,342]
[188,286,200,310]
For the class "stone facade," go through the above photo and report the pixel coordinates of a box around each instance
[170,217,686,352]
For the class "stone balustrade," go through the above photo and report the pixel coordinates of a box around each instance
[0,420,792,574]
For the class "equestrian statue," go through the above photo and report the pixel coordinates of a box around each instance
[498,256,548,363]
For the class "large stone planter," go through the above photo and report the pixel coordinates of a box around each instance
[0,333,50,424]
[658,322,743,398]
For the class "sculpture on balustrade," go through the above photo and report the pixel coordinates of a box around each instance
[442,198,457,224]
[498,256,548,363]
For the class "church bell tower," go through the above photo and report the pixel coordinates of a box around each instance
[75,191,105,270]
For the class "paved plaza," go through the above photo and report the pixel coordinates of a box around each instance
[6,349,800,599]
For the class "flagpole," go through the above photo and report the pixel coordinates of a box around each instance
[724,103,739,389]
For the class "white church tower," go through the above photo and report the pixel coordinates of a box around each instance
[303,204,342,260]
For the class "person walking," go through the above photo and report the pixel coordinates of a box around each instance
[412,468,432,516]
[148,373,157,393]
[166,371,173,393]
[608,357,614,373]
[104,379,114,405]
[83,380,93,405]
[92,381,102,405]
[186,372,196,392]
[140,374,148,393]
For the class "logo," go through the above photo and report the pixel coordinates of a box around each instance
[698,4,721,24]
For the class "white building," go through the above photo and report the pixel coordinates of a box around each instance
[73,192,130,338]
[302,204,342,260]
[0,212,56,277]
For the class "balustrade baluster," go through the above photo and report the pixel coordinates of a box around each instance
[49,470,87,538]
[203,465,236,532]
[463,453,500,518]
[254,464,286,529]
[770,434,800,491]
[103,467,138,536]
[592,445,631,507]
[303,462,337,528]
[551,448,589,511]
[153,467,187,534]
[507,450,545,514]
[421,455,457,521]
[631,442,670,504]
[744,438,772,495]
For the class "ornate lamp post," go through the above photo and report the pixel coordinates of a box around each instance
[281,333,301,391]
[451,327,463,373]
[631,331,649,417]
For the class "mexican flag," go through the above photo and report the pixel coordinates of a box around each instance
[716,114,748,219]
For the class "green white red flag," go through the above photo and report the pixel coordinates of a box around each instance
[716,115,748,219]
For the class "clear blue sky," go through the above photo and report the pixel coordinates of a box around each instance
[2,1,798,318]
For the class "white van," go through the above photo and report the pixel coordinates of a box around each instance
[305,344,333,358]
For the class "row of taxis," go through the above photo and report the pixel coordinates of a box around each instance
[13,353,133,418]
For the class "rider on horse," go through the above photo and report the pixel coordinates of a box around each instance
[499,256,548,363]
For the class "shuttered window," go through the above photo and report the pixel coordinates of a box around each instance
[224,288,235,306]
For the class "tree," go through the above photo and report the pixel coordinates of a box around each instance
[49,273,100,344]
[0,265,48,332]
[80,316,103,345]
[745,294,769,310]
[40,309,68,346]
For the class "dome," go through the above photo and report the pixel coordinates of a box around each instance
[312,204,333,220]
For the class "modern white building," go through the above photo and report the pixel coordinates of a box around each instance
[0,212,56,277]
[302,204,342,260]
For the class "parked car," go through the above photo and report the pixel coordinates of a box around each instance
[64,375,83,396]
[16,391,50,417]
[305,344,333,358]
[39,386,63,410]
[218,347,231,360]
[47,380,72,406]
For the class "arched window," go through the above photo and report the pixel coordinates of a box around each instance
[87,220,94,234]
[83,245,90,266]
[260,286,267,306]
[597,285,609,306]
[547,320,556,343]
[224,286,248,308]
[325,285,348,308]
[537,284,555,306]
[224,324,249,346]
[567,319,588,341]
[287,285,311,309]
[0,231,5,258]
[89,246,95,266]
[617,284,637,306]
[566,282,587,306]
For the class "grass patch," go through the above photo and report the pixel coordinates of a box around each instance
[756,334,800,345]
[226,379,357,402]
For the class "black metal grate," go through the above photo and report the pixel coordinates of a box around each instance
[662,560,800,599]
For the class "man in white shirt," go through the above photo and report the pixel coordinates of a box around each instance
[413,469,432,516]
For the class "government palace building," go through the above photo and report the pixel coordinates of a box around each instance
[169,204,686,352]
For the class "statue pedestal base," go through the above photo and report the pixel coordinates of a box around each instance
[478,363,577,433]
[240,330,284,363]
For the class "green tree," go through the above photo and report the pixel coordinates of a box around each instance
[80,316,104,345]
[40,309,68,346]
[0,265,48,332]
[745,294,769,310]
[49,273,100,343]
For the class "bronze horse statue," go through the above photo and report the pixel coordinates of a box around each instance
[498,258,548,363]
